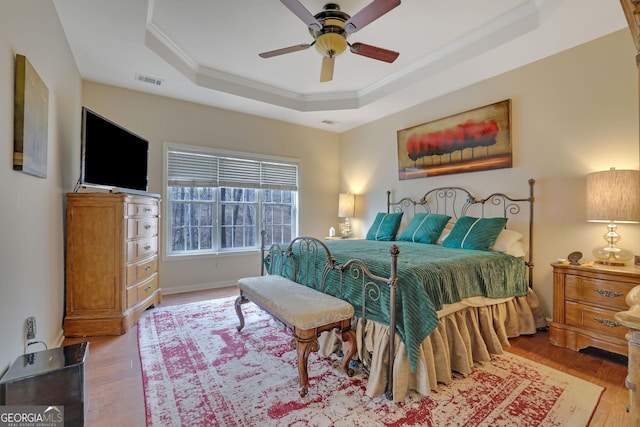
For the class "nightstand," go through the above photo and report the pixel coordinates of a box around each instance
[549,262,640,356]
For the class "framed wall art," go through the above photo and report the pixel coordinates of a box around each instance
[14,54,49,178]
[397,99,511,180]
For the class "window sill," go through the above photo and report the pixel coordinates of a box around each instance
[162,248,261,262]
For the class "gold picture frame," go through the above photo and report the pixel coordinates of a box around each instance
[397,100,511,180]
[14,54,48,178]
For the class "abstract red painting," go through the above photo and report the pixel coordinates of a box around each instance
[397,100,511,180]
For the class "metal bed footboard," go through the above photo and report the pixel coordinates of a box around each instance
[259,231,400,399]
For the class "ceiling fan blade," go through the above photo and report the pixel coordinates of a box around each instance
[320,56,335,82]
[350,42,399,63]
[259,44,311,58]
[280,0,322,31]
[344,0,401,33]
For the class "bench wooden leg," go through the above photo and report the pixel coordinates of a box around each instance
[290,334,319,398]
[335,328,357,377]
[234,295,249,332]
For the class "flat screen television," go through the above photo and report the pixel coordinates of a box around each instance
[80,107,149,192]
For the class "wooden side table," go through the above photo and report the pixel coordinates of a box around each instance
[549,262,640,356]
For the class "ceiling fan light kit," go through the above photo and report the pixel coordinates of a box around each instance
[315,32,347,57]
[260,0,401,82]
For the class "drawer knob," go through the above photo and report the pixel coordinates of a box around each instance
[144,224,151,230]
[144,286,152,292]
[144,208,151,212]
[144,245,151,250]
[145,266,152,271]
[594,289,624,298]
[594,317,622,328]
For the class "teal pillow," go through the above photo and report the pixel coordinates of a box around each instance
[442,216,507,250]
[366,212,403,241]
[397,213,451,244]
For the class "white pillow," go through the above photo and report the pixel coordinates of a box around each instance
[491,229,527,257]
[505,241,527,258]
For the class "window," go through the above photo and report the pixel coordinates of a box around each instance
[165,143,298,256]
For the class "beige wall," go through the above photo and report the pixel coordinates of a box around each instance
[340,29,640,318]
[81,83,341,294]
[0,1,82,370]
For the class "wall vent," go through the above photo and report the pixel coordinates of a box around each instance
[135,73,163,86]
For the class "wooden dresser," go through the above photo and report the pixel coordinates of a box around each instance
[64,193,161,336]
[549,262,640,356]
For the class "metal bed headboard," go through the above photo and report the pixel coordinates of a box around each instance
[387,178,535,288]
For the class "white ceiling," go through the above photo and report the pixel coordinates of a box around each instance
[53,0,628,133]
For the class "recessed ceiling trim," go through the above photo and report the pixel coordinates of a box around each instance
[144,0,546,113]
[145,19,365,111]
[357,0,542,104]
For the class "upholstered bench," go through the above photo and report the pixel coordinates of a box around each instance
[235,274,357,397]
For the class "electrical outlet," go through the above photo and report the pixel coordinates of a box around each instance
[25,316,36,340]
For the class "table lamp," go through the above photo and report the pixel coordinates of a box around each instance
[338,193,355,238]
[586,168,640,265]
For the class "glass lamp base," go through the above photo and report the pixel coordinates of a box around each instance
[592,246,633,266]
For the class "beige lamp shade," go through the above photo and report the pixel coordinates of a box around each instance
[586,168,640,223]
[338,193,355,218]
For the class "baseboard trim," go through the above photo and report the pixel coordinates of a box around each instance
[52,329,65,349]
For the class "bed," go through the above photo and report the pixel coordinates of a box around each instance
[264,179,547,402]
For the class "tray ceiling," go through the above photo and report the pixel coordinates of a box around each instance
[53,0,627,132]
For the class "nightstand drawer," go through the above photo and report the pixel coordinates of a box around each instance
[582,278,629,310]
[583,306,627,339]
[564,275,582,300]
[565,301,627,339]
[564,274,631,310]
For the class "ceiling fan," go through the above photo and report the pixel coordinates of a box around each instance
[259,0,401,82]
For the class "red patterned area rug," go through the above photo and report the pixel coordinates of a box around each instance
[138,297,604,427]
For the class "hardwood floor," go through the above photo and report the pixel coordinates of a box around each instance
[63,287,631,426]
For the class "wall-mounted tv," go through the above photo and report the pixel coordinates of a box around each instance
[80,107,149,192]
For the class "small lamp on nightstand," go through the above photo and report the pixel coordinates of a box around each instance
[586,167,640,265]
[338,193,355,238]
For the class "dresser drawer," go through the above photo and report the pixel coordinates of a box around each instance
[126,237,158,262]
[127,255,158,286]
[137,275,159,302]
[127,274,158,309]
[127,202,159,217]
[127,217,158,239]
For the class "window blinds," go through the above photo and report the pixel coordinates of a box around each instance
[167,149,298,191]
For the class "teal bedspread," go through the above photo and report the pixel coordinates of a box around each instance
[280,239,529,370]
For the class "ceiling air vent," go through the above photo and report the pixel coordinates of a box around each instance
[135,73,163,86]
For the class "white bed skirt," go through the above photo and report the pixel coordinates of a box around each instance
[317,289,548,402]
